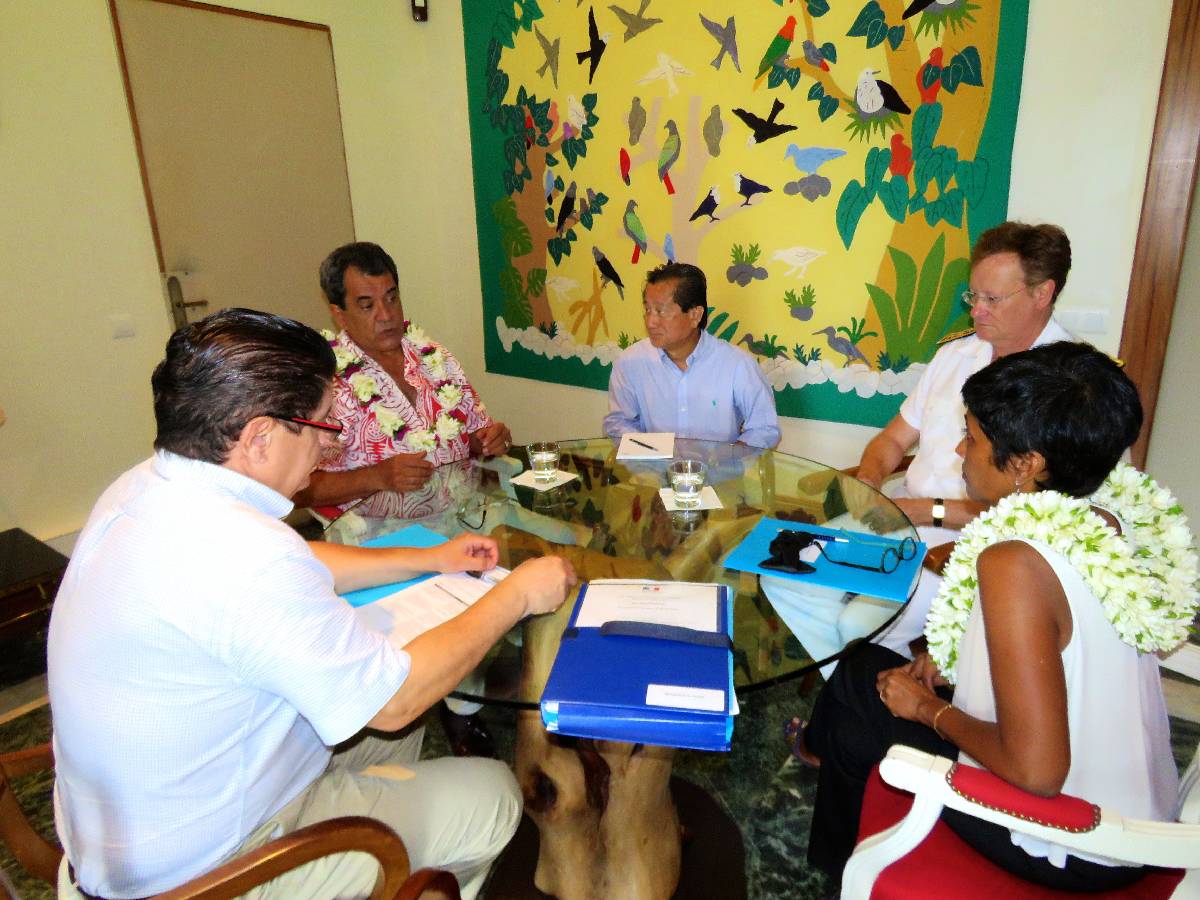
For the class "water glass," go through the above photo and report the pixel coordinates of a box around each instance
[669,459,707,508]
[529,441,561,482]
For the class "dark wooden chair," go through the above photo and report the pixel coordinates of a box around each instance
[0,743,461,900]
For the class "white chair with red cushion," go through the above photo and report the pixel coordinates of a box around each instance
[842,644,1200,899]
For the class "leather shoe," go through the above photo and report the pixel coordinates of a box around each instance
[438,703,498,758]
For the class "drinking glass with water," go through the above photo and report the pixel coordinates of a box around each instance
[669,459,707,508]
[529,441,561,482]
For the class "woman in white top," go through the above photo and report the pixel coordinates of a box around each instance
[801,341,1193,892]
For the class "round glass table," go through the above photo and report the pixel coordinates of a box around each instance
[321,438,919,900]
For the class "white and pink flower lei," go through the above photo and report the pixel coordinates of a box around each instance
[322,323,468,452]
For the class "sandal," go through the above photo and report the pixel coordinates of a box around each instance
[784,717,821,769]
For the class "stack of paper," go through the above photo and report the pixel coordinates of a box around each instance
[540,580,736,751]
[616,432,675,459]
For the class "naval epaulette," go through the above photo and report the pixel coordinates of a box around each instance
[937,327,976,346]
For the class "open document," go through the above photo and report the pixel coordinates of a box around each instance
[354,567,510,649]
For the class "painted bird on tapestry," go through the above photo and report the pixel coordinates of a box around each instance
[813,326,870,367]
[800,39,829,72]
[917,47,944,104]
[890,133,913,177]
[734,173,771,206]
[663,233,676,263]
[855,69,912,117]
[563,94,587,140]
[623,199,648,263]
[592,246,625,299]
[731,98,798,145]
[576,7,609,84]
[698,13,740,72]
[772,246,826,278]
[658,120,681,195]
[619,147,632,186]
[753,16,798,90]
[523,112,535,151]
[703,105,724,157]
[689,187,720,223]
[903,0,958,18]
[608,0,662,42]
[544,169,556,204]
[556,181,577,235]
[783,144,845,175]
[627,96,647,145]
[534,25,561,87]
[638,53,694,97]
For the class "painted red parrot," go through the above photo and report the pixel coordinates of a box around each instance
[917,47,944,105]
[620,147,631,186]
[890,133,913,177]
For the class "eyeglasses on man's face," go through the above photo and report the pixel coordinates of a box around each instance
[642,303,684,320]
[270,414,343,435]
[961,280,1045,309]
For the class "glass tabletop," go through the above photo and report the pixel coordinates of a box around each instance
[321,437,919,708]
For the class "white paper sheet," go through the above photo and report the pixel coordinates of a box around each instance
[574,580,720,632]
[657,486,723,511]
[355,567,510,648]
[616,432,675,459]
[510,469,580,491]
[645,683,727,712]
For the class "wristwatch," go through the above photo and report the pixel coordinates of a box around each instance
[931,498,946,528]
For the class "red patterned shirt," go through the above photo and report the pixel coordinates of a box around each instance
[320,328,492,518]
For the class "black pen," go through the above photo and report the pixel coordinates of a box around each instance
[630,437,658,451]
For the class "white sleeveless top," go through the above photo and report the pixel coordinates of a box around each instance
[953,539,1179,867]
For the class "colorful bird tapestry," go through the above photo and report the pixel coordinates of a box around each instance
[463,0,1029,426]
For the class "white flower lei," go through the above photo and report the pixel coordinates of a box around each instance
[322,326,467,447]
[925,462,1199,684]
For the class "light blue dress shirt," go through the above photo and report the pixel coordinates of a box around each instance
[604,330,781,448]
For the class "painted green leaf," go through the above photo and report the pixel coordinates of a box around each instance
[847,1,885,37]
[912,233,946,340]
[879,175,909,223]
[544,207,555,224]
[768,64,789,90]
[887,24,905,50]
[864,146,891,200]
[579,209,593,229]
[808,81,826,101]
[908,191,927,213]
[921,64,942,91]
[583,93,597,111]
[952,47,984,86]
[493,196,533,258]
[718,322,740,342]
[784,67,802,88]
[912,102,942,151]
[526,267,547,300]
[835,181,870,248]
[865,17,888,48]
[821,42,837,63]
[500,265,524,307]
[818,95,839,121]
[708,311,729,335]
[887,244,918,324]
[939,187,964,228]
[932,257,970,342]
[923,196,944,226]
[912,147,935,195]
[941,62,963,94]
[562,140,579,168]
[545,152,559,167]
[865,282,900,349]
[956,158,989,208]
[807,0,830,16]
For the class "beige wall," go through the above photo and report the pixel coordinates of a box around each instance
[0,0,1174,541]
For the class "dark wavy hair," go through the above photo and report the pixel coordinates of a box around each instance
[319,242,399,308]
[152,308,335,464]
[645,262,708,329]
[971,221,1072,301]
[962,342,1142,496]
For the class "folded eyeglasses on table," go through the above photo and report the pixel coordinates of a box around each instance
[759,529,918,576]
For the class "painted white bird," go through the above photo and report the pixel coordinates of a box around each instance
[637,53,694,97]
[855,69,911,117]
[564,94,588,137]
[771,246,827,278]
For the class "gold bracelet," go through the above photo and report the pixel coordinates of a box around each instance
[931,702,954,739]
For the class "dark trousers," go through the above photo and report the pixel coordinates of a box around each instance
[805,642,1146,892]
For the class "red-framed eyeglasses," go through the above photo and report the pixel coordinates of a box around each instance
[270,414,343,435]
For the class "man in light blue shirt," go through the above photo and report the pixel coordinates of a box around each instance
[604,262,781,448]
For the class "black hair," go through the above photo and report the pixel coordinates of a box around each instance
[971,222,1072,301]
[152,308,335,464]
[319,242,400,308]
[645,262,708,329]
[962,341,1142,496]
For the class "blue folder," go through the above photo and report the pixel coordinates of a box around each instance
[722,518,925,604]
[340,524,447,607]
[539,583,736,751]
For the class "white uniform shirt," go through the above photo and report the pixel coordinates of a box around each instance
[48,452,411,897]
[899,318,1074,501]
